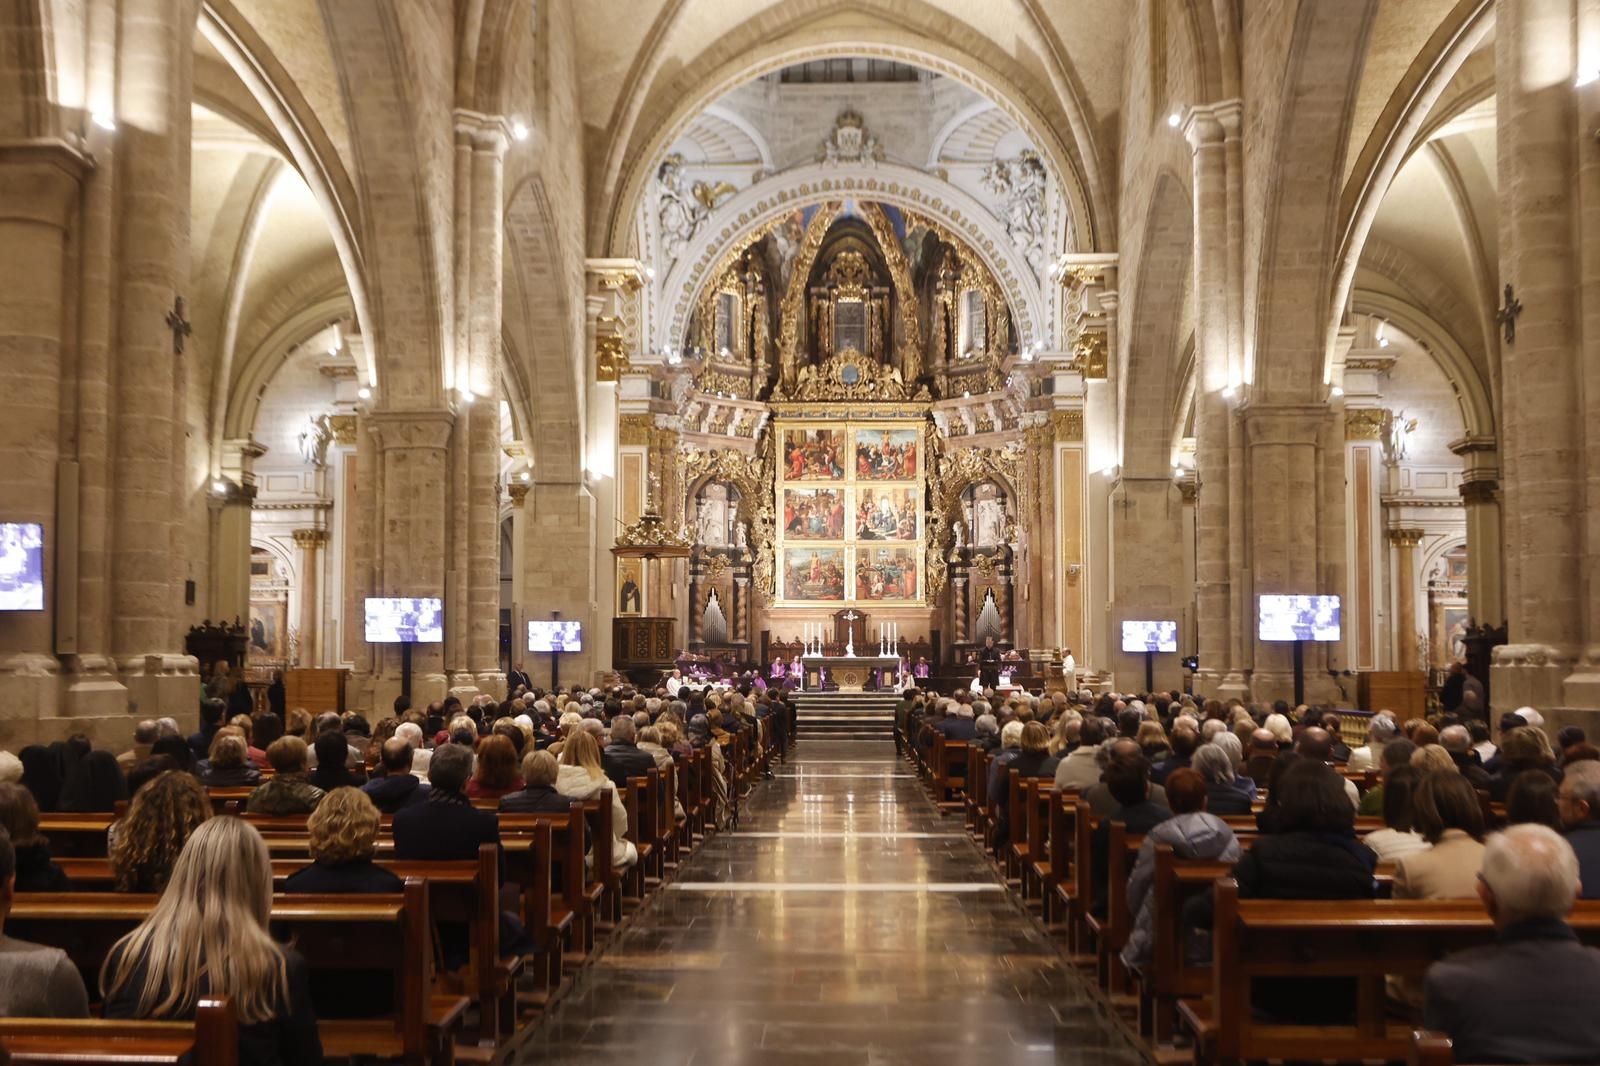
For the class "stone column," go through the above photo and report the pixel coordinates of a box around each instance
[464,118,508,697]
[211,438,265,625]
[368,411,454,708]
[0,143,87,746]
[1451,436,1504,628]
[523,480,597,687]
[1389,529,1425,672]
[1034,425,1058,648]
[508,477,530,661]
[110,0,198,720]
[1241,405,1343,705]
[1493,0,1594,710]
[1184,104,1243,697]
[293,529,328,667]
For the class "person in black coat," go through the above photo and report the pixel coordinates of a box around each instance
[266,671,286,719]
[59,750,127,813]
[1191,744,1253,816]
[600,716,656,792]
[1193,759,1378,1024]
[1089,755,1172,917]
[361,738,431,814]
[0,782,71,891]
[1424,824,1600,1064]
[507,663,533,696]
[308,733,366,793]
[284,787,402,895]
[977,636,1002,688]
[188,698,227,760]
[17,745,62,812]
[100,818,321,1066]
[500,751,573,813]
[988,722,1061,849]
[391,743,501,869]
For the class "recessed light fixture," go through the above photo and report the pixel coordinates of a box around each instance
[1167,109,1183,128]
[1331,385,1345,397]
[357,386,372,401]
[511,119,529,141]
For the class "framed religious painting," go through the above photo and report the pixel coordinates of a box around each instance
[853,485,920,542]
[782,486,846,540]
[782,547,846,601]
[782,428,845,480]
[852,427,919,480]
[856,545,919,602]
[247,598,288,662]
[616,558,644,616]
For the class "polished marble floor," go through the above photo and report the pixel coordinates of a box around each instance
[516,738,1148,1066]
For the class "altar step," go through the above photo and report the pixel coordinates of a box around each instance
[793,692,899,740]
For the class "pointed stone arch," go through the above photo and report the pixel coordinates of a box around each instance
[1120,171,1193,478]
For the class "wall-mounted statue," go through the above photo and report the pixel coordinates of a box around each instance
[981,151,1049,274]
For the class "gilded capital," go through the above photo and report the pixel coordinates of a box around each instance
[1345,408,1389,441]
[1387,528,1426,549]
[292,528,329,548]
[1051,409,1083,442]
[507,480,531,504]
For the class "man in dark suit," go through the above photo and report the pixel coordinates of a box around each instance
[1559,761,1600,898]
[1424,824,1600,1063]
[977,636,1002,688]
[935,704,978,742]
[362,738,432,814]
[499,750,573,813]
[391,743,501,870]
[601,715,657,792]
[506,662,532,697]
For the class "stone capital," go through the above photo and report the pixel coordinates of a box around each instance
[507,480,530,504]
[1182,107,1225,151]
[1459,478,1499,505]
[1240,403,1335,447]
[451,108,511,155]
[366,409,455,452]
[292,528,329,549]
[0,139,91,228]
[1387,527,1426,548]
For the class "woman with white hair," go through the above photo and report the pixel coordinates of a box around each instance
[1192,744,1253,815]
[1263,712,1294,748]
[102,817,322,1062]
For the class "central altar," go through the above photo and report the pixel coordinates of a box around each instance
[799,654,902,692]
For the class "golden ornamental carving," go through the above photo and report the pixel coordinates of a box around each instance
[327,414,357,446]
[860,202,926,383]
[923,432,1022,598]
[292,528,329,548]
[823,249,872,298]
[1345,407,1390,440]
[678,444,778,596]
[1071,329,1108,379]
[1051,409,1083,442]
[595,269,643,294]
[1387,527,1426,549]
[778,203,842,392]
[1058,265,1102,289]
[619,413,654,446]
[695,367,754,400]
[595,330,627,383]
[772,349,929,403]
[613,508,694,557]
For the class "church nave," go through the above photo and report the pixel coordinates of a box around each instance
[518,739,1143,1066]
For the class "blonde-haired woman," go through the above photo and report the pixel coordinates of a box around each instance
[556,731,637,868]
[284,787,403,894]
[101,817,322,1064]
[109,771,211,893]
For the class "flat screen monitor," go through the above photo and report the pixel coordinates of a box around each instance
[0,522,44,612]
[528,620,582,653]
[364,597,443,643]
[1258,595,1341,642]
[1121,620,1177,654]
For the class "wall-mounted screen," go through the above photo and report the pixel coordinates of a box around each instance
[0,522,44,612]
[364,597,443,643]
[1258,595,1341,642]
[1121,620,1177,654]
[528,620,582,653]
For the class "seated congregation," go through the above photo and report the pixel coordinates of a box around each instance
[0,683,793,1063]
[901,689,1600,1065]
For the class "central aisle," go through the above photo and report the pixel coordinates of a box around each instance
[518,738,1146,1066]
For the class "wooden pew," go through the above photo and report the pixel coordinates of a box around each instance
[1410,1030,1458,1066]
[9,881,467,1065]
[1179,882,1600,1066]
[37,812,117,858]
[0,997,237,1065]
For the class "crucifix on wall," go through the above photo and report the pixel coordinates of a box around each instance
[1496,284,1522,345]
[166,295,193,355]
[833,607,868,649]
